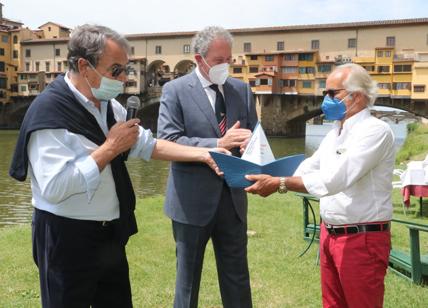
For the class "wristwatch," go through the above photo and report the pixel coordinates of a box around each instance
[277,177,288,194]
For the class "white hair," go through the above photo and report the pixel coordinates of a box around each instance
[336,63,378,107]
[191,26,233,57]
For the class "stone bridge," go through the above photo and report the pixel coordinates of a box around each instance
[3,91,428,136]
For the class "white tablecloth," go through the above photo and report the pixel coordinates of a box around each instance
[400,161,428,187]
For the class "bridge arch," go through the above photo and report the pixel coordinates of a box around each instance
[147,60,172,87]
[173,60,196,78]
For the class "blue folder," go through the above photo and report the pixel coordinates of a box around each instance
[210,152,305,188]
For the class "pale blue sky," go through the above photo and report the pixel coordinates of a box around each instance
[3,0,428,34]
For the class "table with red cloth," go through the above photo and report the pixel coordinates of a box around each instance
[400,160,428,215]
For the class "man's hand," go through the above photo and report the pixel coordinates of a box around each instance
[201,148,231,176]
[244,174,281,197]
[218,121,252,150]
[104,119,140,155]
[92,118,140,171]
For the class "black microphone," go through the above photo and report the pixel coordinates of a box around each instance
[126,95,141,121]
[123,96,141,161]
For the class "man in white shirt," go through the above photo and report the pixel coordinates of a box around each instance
[9,24,225,308]
[245,63,395,308]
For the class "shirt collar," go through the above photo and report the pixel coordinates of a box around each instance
[334,107,371,133]
[195,65,213,89]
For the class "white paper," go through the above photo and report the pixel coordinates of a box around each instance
[241,122,275,165]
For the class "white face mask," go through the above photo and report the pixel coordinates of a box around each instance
[202,57,229,85]
[86,62,124,101]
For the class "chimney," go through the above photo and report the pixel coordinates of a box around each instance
[0,3,3,21]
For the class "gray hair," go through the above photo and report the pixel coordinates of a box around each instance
[337,63,378,106]
[67,24,130,72]
[191,26,233,57]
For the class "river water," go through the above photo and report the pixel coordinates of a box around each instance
[0,121,408,227]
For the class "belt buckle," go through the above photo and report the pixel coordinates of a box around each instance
[102,221,108,227]
[346,225,359,234]
[325,224,336,235]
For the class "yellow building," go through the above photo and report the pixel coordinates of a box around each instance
[8,17,428,103]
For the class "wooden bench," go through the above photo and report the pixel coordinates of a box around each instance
[389,219,428,285]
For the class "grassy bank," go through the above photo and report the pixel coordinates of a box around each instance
[395,122,428,163]
[1,193,427,307]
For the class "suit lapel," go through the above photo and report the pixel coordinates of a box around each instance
[188,72,221,136]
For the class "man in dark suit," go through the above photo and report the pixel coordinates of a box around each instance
[157,26,258,308]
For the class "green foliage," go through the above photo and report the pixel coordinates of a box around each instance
[1,195,428,307]
[396,123,428,163]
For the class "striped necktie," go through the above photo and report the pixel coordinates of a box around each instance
[209,84,227,136]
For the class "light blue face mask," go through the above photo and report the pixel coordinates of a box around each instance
[86,62,124,101]
[321,94,351,120]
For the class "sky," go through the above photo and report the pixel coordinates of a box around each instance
[3,0,428,35]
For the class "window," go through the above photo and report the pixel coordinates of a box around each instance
[385,50,391,57]
[55,48,60,56]
[0,62,4,72]
[299,67,315,74]
[244,42,251,53]
[57,62,62,71]
[155,45,162,54]
[1,35,8,43]
[48,26,51,31]
[13,50,18,59]
[281,79,296,87]
[25,49,31,57]
[183,44,191,54]
[394,64,412,72]
[311,40,319,50]
[260,78,269,85]
[265,55,274,61]
[414,85,425,92]
[249,80,256,87]
[13,35,18,44]
[281,66,298,73]
[377,50,383,57]
[45,61,50,72]
[318,79,326,88]
[427,34,428,45]
[284,54,297,61]
[25,62,30,71]
[20,85,27,92]
[0,77,7,89]
[378,83,391,89]
[35,62,40,71]
[277,41,284,51]
[393,82,411,90]
[249,55,258,61]
[233,67,242,74]
[302,80,312,88]
[0,48,4,56]
[126,80,137,87]
[362,65,375,72]
[249,66,258,73]
[318,64,332,73]
[377,65,390,73]
[130,46,135,55]
[298,53,313,61]
[386,36,395,47]
[348,38,356,48]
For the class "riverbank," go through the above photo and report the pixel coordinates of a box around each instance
[1,194,427,307]
[395,122,428,163]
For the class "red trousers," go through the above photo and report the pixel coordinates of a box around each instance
[320,223,391,308]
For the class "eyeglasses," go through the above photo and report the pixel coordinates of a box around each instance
[322,88,346,98]
[108,64,132,78]
[86,59,131,78]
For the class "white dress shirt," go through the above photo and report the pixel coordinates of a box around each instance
[295,108,395,225]
[195,66,225,112]
[27,73,156,221]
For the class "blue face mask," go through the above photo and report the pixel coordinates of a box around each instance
[86,62,124,101]
[321,94,349,120]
